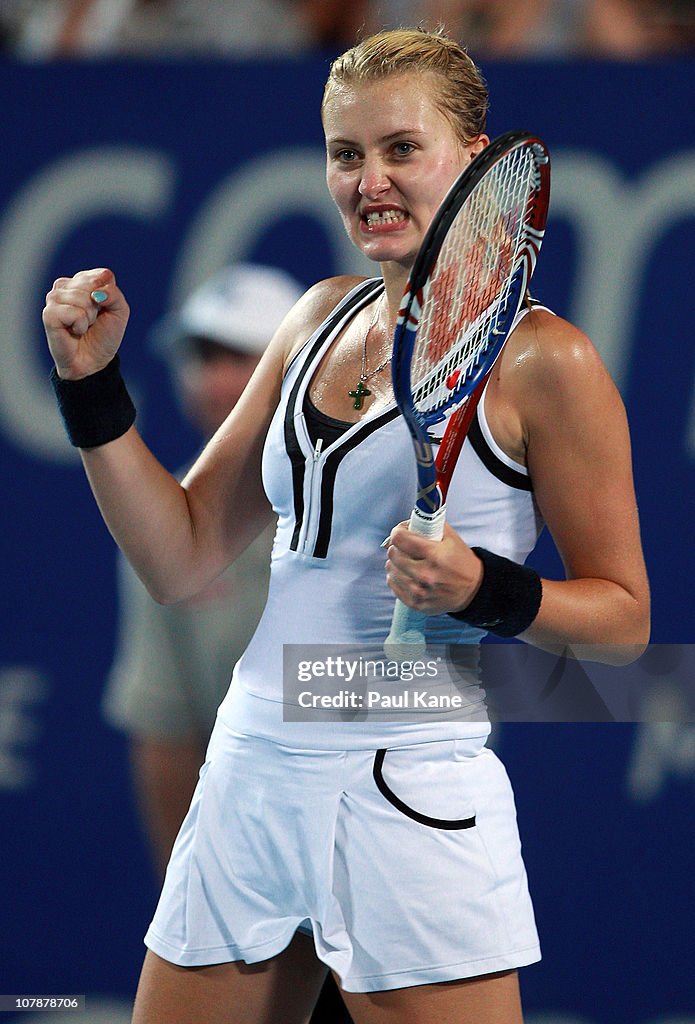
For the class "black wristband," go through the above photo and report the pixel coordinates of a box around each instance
[448,547,542,638]
[50,355,136,448]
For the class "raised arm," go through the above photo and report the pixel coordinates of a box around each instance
[43,269,287,603]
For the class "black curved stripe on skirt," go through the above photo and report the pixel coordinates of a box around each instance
[372,749,477,830]
[467,413,533,491]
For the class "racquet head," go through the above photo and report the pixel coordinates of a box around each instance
[392,130,550,515]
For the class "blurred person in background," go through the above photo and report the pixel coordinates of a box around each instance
[103,263,303,878]
[580,0,695,56]
[0,0,566,58]
[0,0,370,57]
[373,0,553,55]
[370,0,695,56]
[5,0,692,59]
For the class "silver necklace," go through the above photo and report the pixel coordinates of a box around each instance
[348,293,390,410]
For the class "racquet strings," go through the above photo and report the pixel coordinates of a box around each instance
[411,144,540,417]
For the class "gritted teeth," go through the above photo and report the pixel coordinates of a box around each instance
[364,209,407,225]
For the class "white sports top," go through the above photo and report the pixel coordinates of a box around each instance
[217,279,545,749]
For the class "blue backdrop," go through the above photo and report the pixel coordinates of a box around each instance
[1,55,694,1023]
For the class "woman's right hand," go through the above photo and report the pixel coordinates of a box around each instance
[42,268,130,380]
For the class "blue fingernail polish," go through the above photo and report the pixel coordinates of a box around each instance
[91,290,107,303]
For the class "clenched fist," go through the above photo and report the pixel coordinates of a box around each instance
[43,268,130,380]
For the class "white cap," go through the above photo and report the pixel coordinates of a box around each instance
[155,263,304,357]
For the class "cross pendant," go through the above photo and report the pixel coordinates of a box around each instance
[348,379,371,410]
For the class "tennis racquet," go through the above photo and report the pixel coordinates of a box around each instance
[385,130,550,652]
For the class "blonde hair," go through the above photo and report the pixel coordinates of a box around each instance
[322,28,489,147]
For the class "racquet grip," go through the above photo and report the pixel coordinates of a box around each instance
[384,506,446,658]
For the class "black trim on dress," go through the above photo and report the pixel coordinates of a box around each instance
[285,279,386,556]
[468,414,533,492]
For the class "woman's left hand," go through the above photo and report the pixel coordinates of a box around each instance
[385,521,483,615]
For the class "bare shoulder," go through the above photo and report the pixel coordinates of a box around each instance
[486,307,625,465]
[501,307,622,416]
[280,275,372,373]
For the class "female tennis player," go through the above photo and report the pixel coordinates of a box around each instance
[43,28,650,1024]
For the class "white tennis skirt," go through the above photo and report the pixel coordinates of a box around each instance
[144,718,541,992]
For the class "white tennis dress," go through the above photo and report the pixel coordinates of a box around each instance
[144,278,545,991]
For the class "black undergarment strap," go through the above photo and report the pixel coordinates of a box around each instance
[303,393,352,450]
